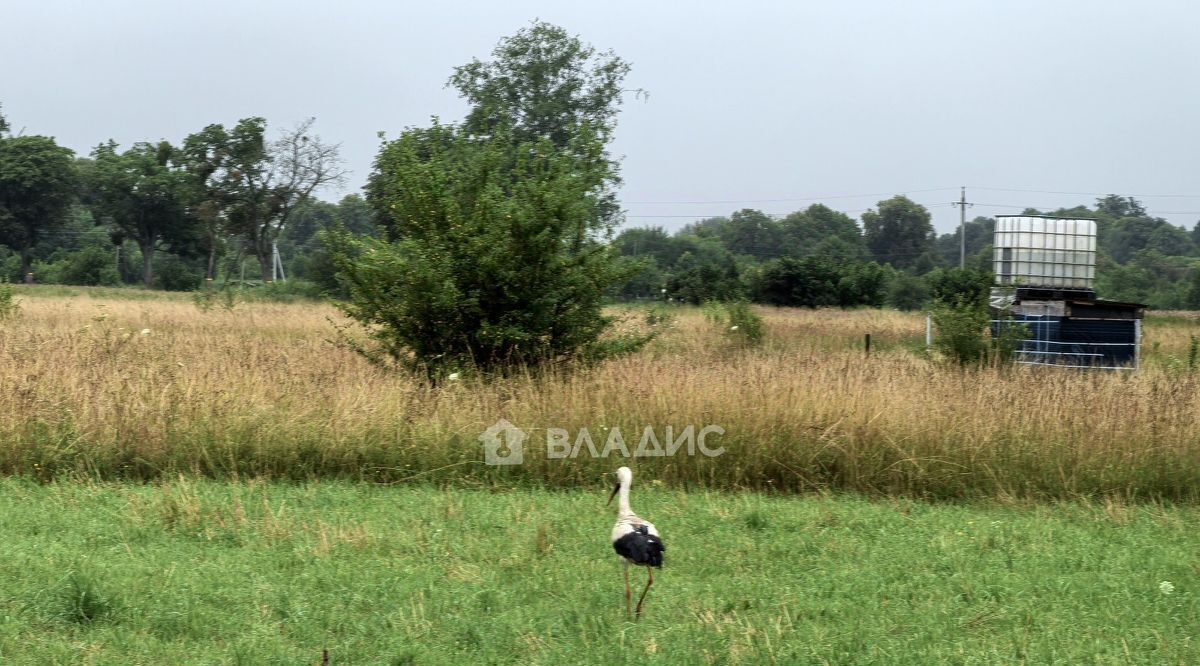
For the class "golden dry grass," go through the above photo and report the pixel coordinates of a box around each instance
[3,287,1200,499]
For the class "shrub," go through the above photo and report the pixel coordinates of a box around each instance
[336,122,645,375]
[0,282,18,320]
[57,247,120,286]
[154,254,204,291]
[929,298,990,366]
[927,267,993,308]
[887,272,929,311]
[704,300,765,346]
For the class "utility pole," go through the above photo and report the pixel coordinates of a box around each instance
[951,186,974,268]
[271,241,286,282]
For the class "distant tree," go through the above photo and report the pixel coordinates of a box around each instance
[0,135,77,282]
[183,117,345,283]
[0,104,8,136]
[1096,194,1146,219]
[1104,216,1183,264]
[336,194,375,237]
[808,235,870,264]
[677,216,727,239]
[1146,224,1194,257]
[88,140,194,287]
[180,124,234,280]
[665,247,741,304]
[861,196,935,270]
[282,196,376,297]
[614,226,684,266]
[935,215,994,266]
[719,209,784,260]
[780,204,866,258]
[1186,266,1200,310]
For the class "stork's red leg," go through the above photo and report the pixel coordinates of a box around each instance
[624,563,632,615]
[635,567,653,619]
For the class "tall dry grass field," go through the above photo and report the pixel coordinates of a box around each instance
[3,287,1200,499]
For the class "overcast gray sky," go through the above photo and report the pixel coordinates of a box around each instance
[4,0,1199,235]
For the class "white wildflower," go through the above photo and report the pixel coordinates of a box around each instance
[447,372,460,381]
[140,328,151,336]
[730,325,739,331]
[1160,581,1175,595]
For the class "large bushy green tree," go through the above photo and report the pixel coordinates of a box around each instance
[862,195,935,270]
[341,23,648,374]
[780,204,867,259]
[337,122,640,373]
[0,134,77,282]
[88,140,194,287]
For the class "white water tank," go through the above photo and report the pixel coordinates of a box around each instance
[993,215,1096,290]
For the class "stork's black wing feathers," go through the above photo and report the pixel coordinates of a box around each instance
[613,524,665,568]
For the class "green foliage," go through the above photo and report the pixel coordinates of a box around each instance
[56,246,120,286]
[1184,266,1200,310]
[192,286,239,312]
[724,300,765,345]
[251,279,324,302]
[929,298,991,367]
[934,215,994,267]
[0,282,18,320]
[153,254,203,291]
[1096,250,1192,309]
[931,296,1027,367]
[887,272,929,311]
[341,122,642,374]
[0,134,78,277]
[663,246,742,304]
[862,195,935,270]
[719,209,784,260]
[751,256,885,308]
[702,300,763,345]
[181,118,344,283]
[926,266,993,308]
[448,20,632,151]
[87,140,194,287]
[779,204,868,259]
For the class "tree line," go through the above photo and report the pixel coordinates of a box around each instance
[613,193,1200,311]
[0,106,350,291]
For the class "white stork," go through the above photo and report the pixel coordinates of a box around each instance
[608,466,665,618]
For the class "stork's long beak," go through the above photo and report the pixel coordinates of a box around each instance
[607,481,620,506]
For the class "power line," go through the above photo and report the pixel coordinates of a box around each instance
[968,186,1200,199]
[622,187,958,205]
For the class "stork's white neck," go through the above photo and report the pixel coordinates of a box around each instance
[617,479,633,518]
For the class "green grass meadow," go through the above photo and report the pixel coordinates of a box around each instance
[1,479,1197,664]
